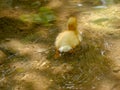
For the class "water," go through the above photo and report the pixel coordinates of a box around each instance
[0,0,119,90]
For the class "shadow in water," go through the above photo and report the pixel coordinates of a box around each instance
[0,16,59,45]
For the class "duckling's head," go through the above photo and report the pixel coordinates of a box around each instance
[67,17,77,30]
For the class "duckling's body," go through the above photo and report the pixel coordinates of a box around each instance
[55,17,82,57]
[55,30,81,52]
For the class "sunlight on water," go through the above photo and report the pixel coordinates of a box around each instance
[0,0,119,90]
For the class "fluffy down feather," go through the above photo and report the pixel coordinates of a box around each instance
[55,17,82,53]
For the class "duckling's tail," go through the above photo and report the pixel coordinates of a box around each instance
[59,45,72,53]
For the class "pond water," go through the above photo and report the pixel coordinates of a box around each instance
[0,0,120,90]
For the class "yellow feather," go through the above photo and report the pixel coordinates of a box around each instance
[55,17,82,52]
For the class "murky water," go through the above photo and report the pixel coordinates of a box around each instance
[47,32,111,90]
[0,0,120,90]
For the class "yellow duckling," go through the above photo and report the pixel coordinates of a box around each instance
[55,17,82,57]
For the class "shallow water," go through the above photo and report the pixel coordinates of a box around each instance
[0,0,120,90]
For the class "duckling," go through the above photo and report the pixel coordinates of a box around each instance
[55,17,82,58]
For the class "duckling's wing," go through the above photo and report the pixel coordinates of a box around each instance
[78,34,82,42]
[77,30,82,42]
